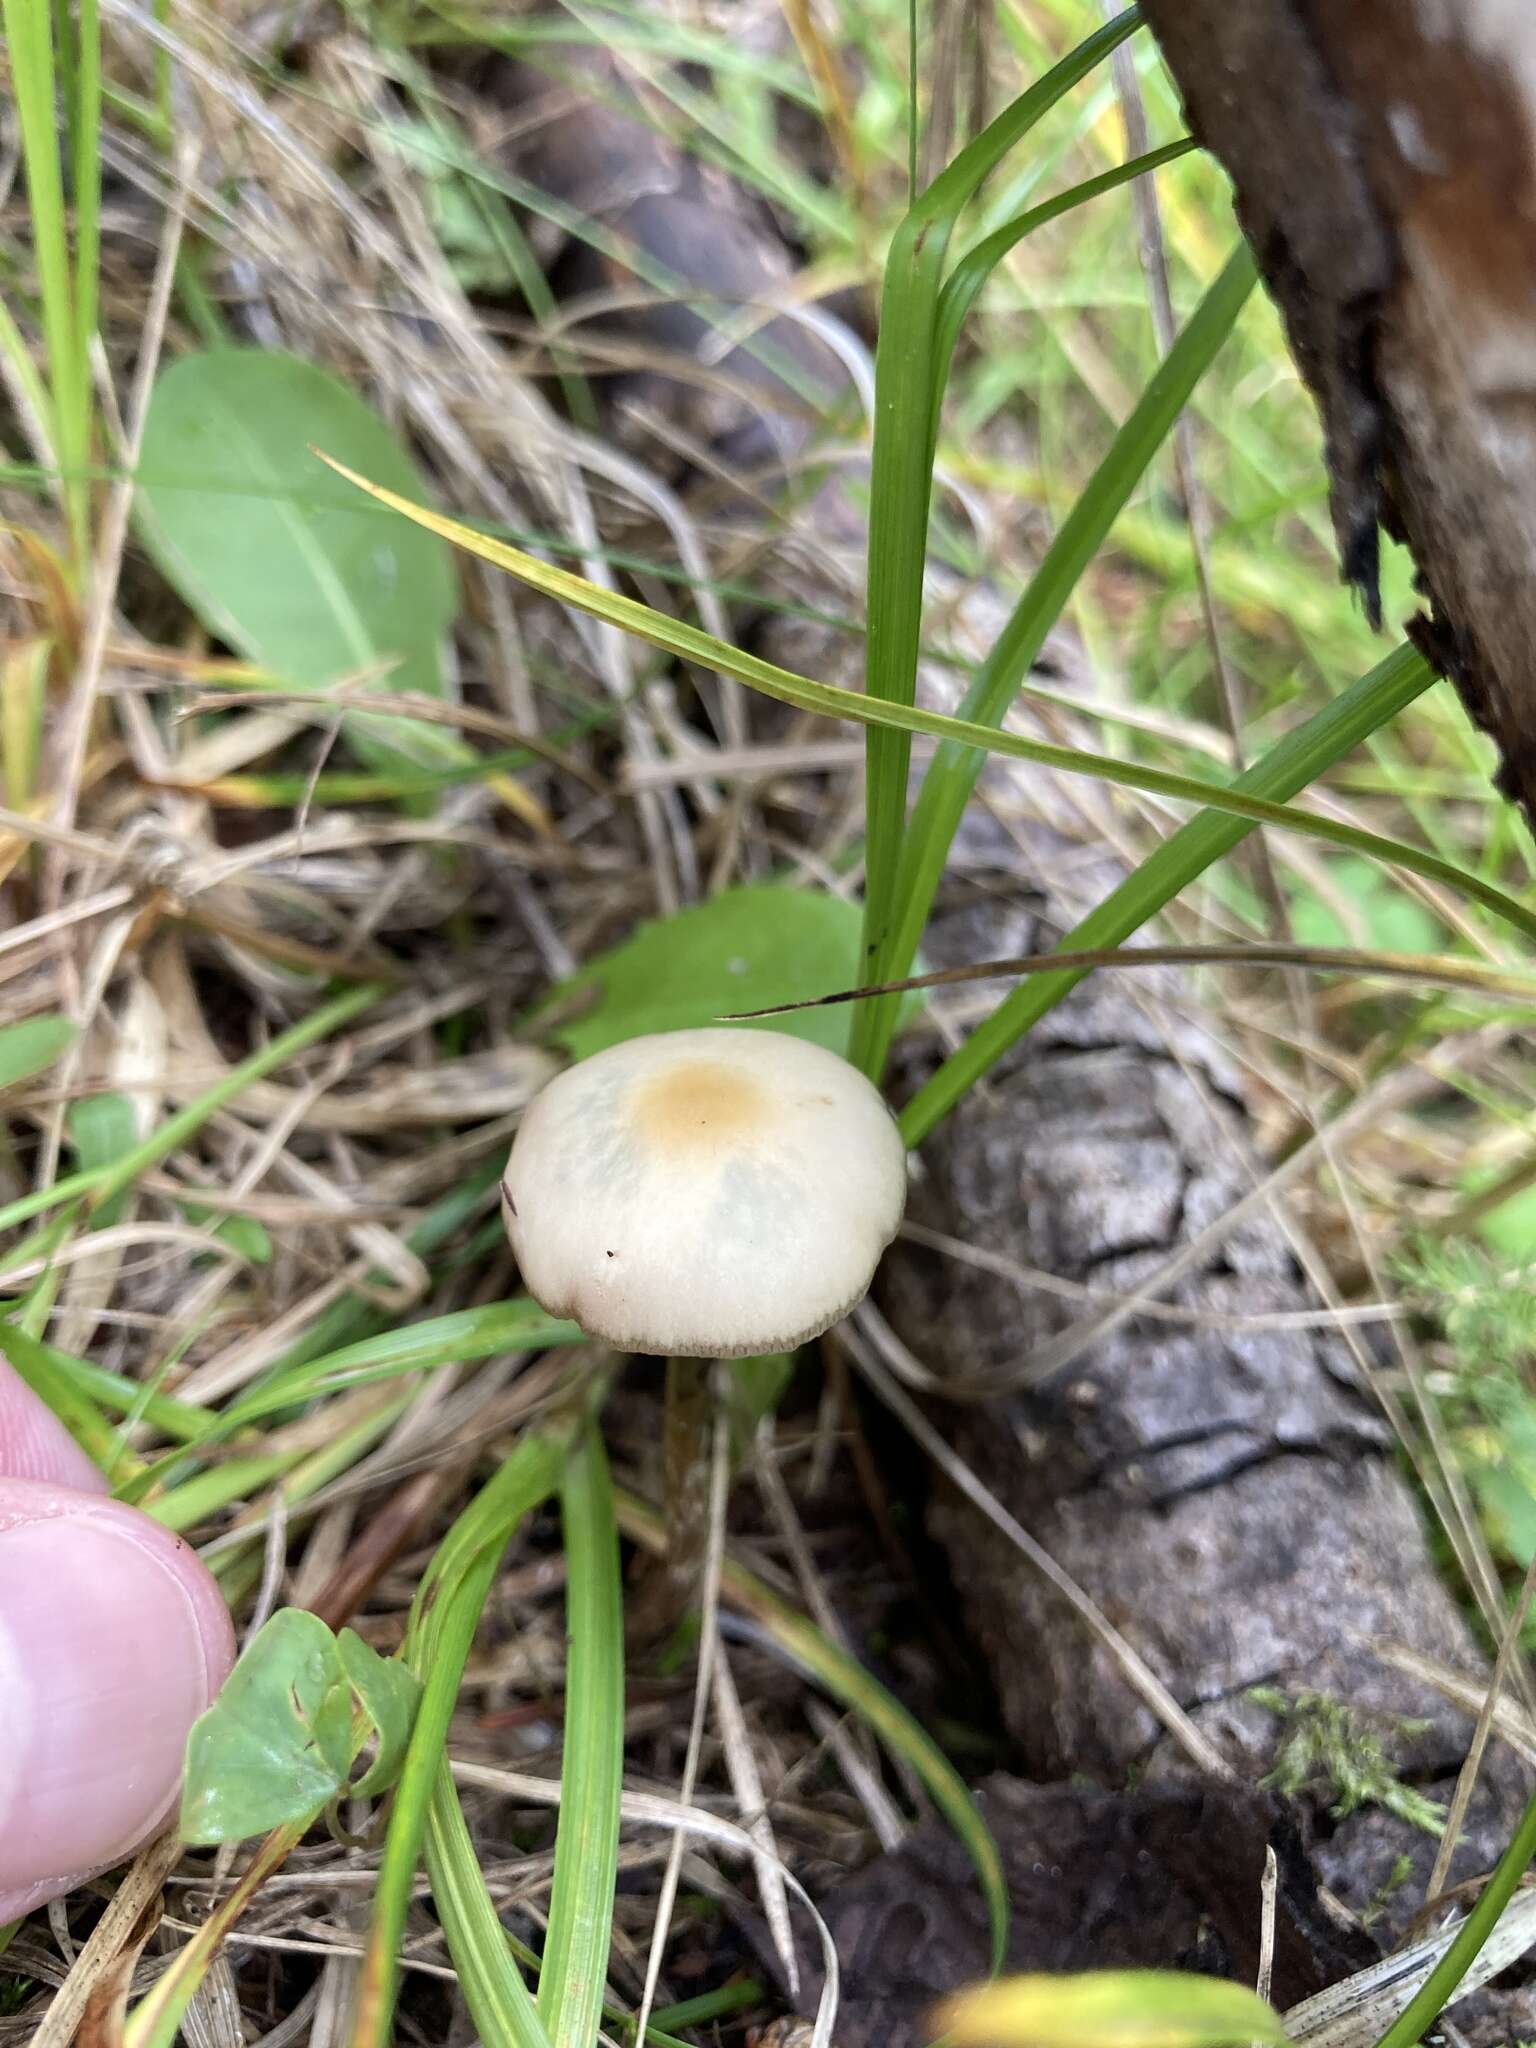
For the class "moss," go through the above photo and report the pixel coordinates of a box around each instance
[1250,1686,1446,1837]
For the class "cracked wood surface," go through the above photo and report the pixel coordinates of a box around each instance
[1140,0,1536,830]
[874,761,1533,1989]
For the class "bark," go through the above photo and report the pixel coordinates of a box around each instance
[1140,0,1536,831]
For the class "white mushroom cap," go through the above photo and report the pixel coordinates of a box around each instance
[502,1027,907,1357]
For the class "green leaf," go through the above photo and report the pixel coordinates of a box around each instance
[214,1213,273,1264]
[339,1627,424,1800]
[1291,856,1445,955]
[66,1090,136,1168]
[937,1970,1290,2048]
[180,1200,273,1266]
[217,1296,582,1434]
[899,642,1437,1145]
[384,118,521,293]
[67,1090,138,1228]
[180,1609,355,1844]
[540,883,898,1060]
[0,1014,76,1091]
[855,9,1147,1074]
[1476,1181,1536,1262]
[0,1319,126,1477]
[1470,1464,1536,1569]
[858,242,1260,1079]
[134,348,460,774]
[180,1609,424,1844]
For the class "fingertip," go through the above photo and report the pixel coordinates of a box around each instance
[0,1359,111,1493]
[0,1481,235,1915]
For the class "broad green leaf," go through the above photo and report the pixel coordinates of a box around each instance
[134,348,460,774]
[0,1013,75,1091]
[936,1970,1289,2048]
[339,1627,424,1799]
[180,1610,423,1844]
[66,1090,137,1168]
[181,1609,354,1843]
[540,883,889,1059]
[1470,1463,1536,1569]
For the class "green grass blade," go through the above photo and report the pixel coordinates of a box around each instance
[0,1319,139,1477]
[326,457,1536,953]
[256,1153,506,1384]
[352,1430,566,2048]
[144,1451,301,1531]
[216,1298,583,1434]
[427,1770,762,2048]
[1373,1785,1536,2048]
[426,1767,556,2048]
[0,983,383,1244]
[859,241,1259,1077]
[11,1336,212,1442]
[933,137,1196,398]
[538,1422,625,2048]
[2,0,88,564]
[900,641,1437,1145]
[856,5,1144,1065]
[316,463,1536,960]
[0,306,55,505]
[71,0,100,412]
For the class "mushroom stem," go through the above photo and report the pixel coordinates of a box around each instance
[632,1355,715,1638]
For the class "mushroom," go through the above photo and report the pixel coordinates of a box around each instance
[501,1026,907,1357]
[501,1026,907,1624]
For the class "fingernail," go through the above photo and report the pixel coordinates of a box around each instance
[0,1488,235,1914]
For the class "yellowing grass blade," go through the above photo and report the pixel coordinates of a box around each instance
[309,457,1536,960]
[937,1970,1289,2048]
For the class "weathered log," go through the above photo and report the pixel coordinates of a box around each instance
[1139,0,1536,831]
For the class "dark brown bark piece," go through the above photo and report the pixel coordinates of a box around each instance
[782,1780,1376,2048]
[1139,0,1536,829]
